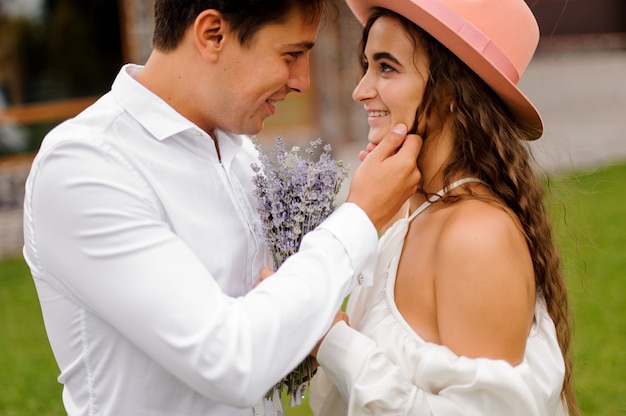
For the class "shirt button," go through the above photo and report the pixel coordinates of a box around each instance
[357,273,364,285]
[195,131,203,136]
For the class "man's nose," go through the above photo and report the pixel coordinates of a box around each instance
[287,56,310,93]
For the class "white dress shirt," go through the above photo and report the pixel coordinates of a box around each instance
[23,64,378,416]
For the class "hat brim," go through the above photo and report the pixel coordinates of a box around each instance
[345,0,543,140]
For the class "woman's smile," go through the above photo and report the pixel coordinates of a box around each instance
[366,109,391,126]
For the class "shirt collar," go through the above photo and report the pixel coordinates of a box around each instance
[112,64,201,141]
[111,64,247,165]
[215,129,245,169]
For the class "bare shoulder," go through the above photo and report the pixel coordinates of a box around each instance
[433,199,535,364]
[435,198,533,288]
[437,199,526,254]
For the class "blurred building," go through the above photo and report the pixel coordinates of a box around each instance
[0,0,131,157]
[531,0,626,52]
[533,0,626,37]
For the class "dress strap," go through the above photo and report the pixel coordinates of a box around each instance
[407,177,485,222]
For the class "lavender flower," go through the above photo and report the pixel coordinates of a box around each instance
[251,137,349,403]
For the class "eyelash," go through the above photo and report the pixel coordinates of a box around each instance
[362,60,396,74]
[380,63,394,73]
[287,51,304,60]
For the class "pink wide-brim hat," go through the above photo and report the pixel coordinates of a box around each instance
[345,0,544,140]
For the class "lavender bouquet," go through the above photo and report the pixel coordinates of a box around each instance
[251,137,349,403]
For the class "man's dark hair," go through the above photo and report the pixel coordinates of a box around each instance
[153,0,332,51]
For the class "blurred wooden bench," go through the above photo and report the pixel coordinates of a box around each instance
[0,96,98,126]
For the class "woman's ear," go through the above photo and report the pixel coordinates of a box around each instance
[194,9,228,62]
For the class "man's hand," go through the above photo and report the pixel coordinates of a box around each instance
[253,267,275,288]
[347,123,422,231]
[358,142,377,162]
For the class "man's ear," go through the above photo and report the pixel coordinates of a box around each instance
[194,9,229,62]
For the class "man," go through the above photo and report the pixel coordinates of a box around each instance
[23,1,421,414]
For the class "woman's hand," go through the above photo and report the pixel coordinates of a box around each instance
[311,309,349,358]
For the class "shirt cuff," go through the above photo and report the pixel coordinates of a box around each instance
[317,202,377,286]
[317,321,377,399]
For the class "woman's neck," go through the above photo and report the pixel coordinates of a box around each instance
[410,126,477,211]
[416,126,455,194]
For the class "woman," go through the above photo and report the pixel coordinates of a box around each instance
[309,0,579,414]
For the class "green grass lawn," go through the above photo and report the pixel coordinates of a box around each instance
[1,162,625,415]
[548,162,626,415]
[0,256,64,416]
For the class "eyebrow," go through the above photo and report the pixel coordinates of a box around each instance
[372,52,402,66]
[286,41,316,51]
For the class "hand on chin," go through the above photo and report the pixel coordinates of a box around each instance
[359,142,378,162]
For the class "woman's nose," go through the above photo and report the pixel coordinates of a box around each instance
[352,72,375,103]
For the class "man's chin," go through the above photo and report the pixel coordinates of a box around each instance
[234,122,265,137]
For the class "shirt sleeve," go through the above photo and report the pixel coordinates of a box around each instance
[316,319,566,416]
[24,139,379,406]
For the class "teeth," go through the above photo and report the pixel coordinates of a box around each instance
[368,111,389,117]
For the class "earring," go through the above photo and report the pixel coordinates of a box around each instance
[449,103,455,112]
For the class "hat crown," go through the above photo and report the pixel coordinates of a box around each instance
[437,0,539,81]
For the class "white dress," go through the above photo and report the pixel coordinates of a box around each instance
[310,179,568,415]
